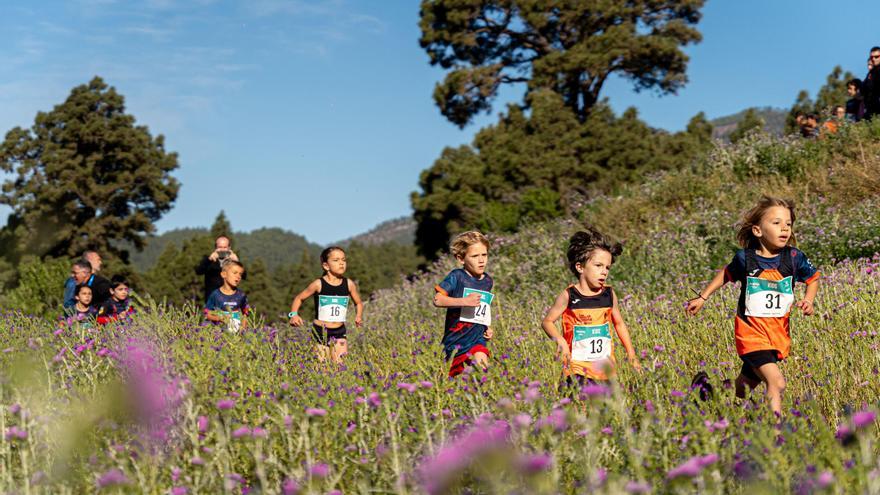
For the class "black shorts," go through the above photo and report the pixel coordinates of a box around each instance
[311,323,347,345]
[739,350,779,382]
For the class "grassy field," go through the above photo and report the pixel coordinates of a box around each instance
[2,126,880,493]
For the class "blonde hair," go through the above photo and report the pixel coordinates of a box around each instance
[450,231,490,259]
[736,196,797,248]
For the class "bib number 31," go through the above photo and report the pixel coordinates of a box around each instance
[318,295,349,323]
[571,323,612,362]
[745,276,794,318]
[459,288,494,326]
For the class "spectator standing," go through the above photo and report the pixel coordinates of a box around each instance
[862,47,880,119]
[63,258,111,309]
[195,236,243,303]
[846,79,865,122]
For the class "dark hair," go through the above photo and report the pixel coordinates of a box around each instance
[736,196,797,248]
[72,260,92,272]
[320,246,345,264]
[109,275,129,289]
[567,227,622,277]
[74,284,92,297]
[848,78,862,90]
[871,46,880,53]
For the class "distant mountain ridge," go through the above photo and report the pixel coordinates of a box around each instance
[338,217,415,246]
[128,217,416,272]
[710,107,787,140]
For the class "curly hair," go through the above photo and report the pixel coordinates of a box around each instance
[567,227,622,277]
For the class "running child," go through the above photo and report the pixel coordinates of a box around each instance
[97,275,136,325]
[205,260,249,333]
[288,247,363,363]
[433,231,495,377]
[686,196,820,415]
[541,228,640,387]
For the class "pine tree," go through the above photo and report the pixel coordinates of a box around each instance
[0,77,179,262]
[729,108,765,143]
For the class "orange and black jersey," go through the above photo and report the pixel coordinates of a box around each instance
[724,247,820,358]
[561,285,615,380]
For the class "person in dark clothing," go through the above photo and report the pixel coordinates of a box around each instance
[195,236,243,303]
[87,271,113,308]
[846,78,865,122]
[862,47,880,120]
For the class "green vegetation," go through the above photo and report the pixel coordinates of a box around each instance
[420,0,705,127]
[0,123,879,492]
[412,91,714,258]
[0,77,179,264]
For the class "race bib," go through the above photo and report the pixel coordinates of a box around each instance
[223,311,242,334]
[744,276,794,318]
[571,323,612,362]
[459,288,494,326]
[318,295,349,323]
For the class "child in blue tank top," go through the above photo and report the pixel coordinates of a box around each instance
[288,246,364,363]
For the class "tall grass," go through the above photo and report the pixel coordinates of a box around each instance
[1,125,880,493]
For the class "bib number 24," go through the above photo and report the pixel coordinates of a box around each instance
[459,288,494,326]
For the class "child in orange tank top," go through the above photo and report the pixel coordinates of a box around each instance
[686,196,820,416]
[541,228,641,387]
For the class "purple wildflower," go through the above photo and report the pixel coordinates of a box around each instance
[4,426,27,441]
[232,426,252,439]
[309,463,330,478]
[197,416,209,433]
[96,468,130,488]
[216,399,235,410]
[667,454,718,479]
[418,421,511,495]
[853,410,876,429]
[305,407,327,417]
[281,478,300,495]
[518,453,553,474]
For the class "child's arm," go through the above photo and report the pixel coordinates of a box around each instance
[289,279,321,326]
[540,289,572,365]
[348,279,364,327]
[685,268,728,315]
[611,290,641,372]
[796,278,820,315]
[433,290,481,308]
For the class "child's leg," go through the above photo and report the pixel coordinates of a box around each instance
[472,351,489,370]
[315,344,329,362]
[753,363,785,415]
[331,338,348,363]
[735,362,761,399]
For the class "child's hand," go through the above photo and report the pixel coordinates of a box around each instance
[628,354,643,373]
[555,337,571,365]
[796,299,815,316]
[685,297,705,315]
[289,315,304,327]
[355,316,363,327]
[483,327,494,340]
[463,292,482,307]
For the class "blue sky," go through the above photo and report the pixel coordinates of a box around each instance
[0,1,876,244]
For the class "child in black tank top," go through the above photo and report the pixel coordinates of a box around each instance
[288,246,364,363]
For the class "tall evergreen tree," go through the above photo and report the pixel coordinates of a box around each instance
[211,211,233,244]
[0,77,179,262]
[729,108,765,143]
[420,0,705,126]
